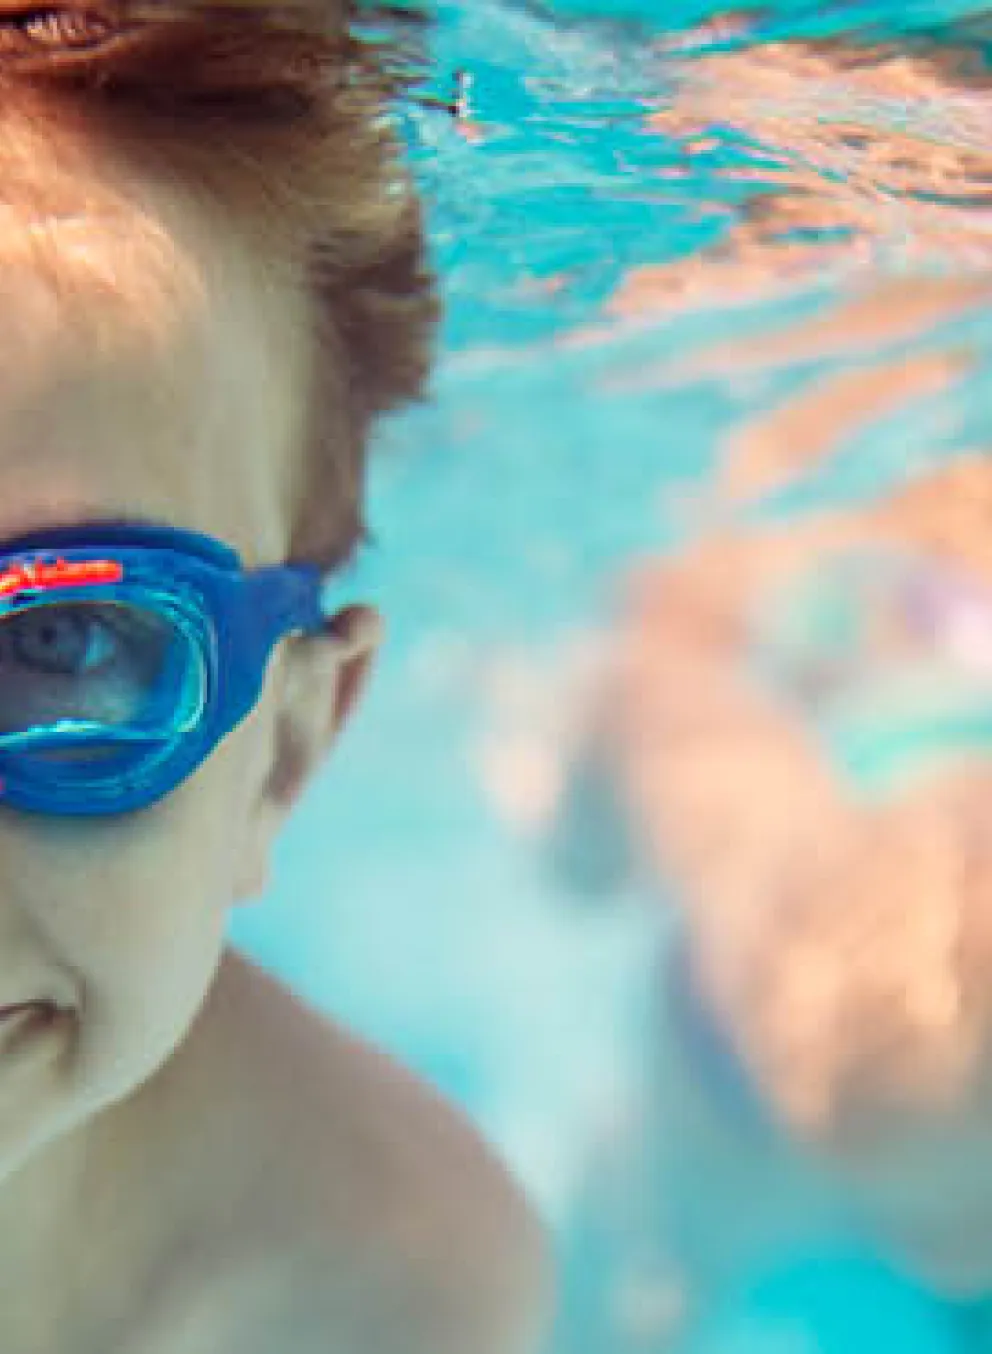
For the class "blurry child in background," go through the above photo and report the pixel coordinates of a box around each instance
[478,454,992,1353]
[507,455,992,1353]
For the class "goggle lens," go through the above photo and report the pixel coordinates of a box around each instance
[0,525,331,815]
[0,596,207,757]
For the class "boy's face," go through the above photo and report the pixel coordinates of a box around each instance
[0,184,372,1172]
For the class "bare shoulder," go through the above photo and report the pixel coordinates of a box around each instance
[141,948,551,1354]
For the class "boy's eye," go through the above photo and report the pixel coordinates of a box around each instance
[0,5,112,52]
[0,601,166,682]
[0,601,172,733]
[1,604,124,677]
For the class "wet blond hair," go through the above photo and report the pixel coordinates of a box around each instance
[0,0,438,568]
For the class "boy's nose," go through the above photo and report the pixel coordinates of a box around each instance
[0,907,77,1016]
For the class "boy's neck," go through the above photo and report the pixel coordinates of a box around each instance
[0,1117,106,1344]
[0,1009,204,1346]
[0,950,272,1348]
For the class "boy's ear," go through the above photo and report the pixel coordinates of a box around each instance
[268,604,383,807]
[234,605,382,900]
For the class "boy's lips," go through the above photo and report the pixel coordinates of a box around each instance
[0,1000,65,1053]
[0,1000,55,1019]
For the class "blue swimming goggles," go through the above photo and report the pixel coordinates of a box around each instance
[0,519,343,817]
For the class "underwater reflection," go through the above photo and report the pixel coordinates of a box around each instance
[599,16,992,384]
[638,21,992,294]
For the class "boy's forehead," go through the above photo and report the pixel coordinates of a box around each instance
[0,206,202,378]
[0,190,309,564]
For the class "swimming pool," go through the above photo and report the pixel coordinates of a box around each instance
[231,2,992,1348]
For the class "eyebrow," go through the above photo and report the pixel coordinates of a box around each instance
[0,510,180,554]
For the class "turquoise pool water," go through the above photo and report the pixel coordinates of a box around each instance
[231,2,992,1348]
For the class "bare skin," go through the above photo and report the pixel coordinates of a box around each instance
[0,135,547,1354]
[43,949,545,1354]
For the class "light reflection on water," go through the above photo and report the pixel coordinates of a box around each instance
[236,3,992,1349]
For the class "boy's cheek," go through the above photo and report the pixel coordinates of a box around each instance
[230,812,275,902]
[190,688,287,903]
